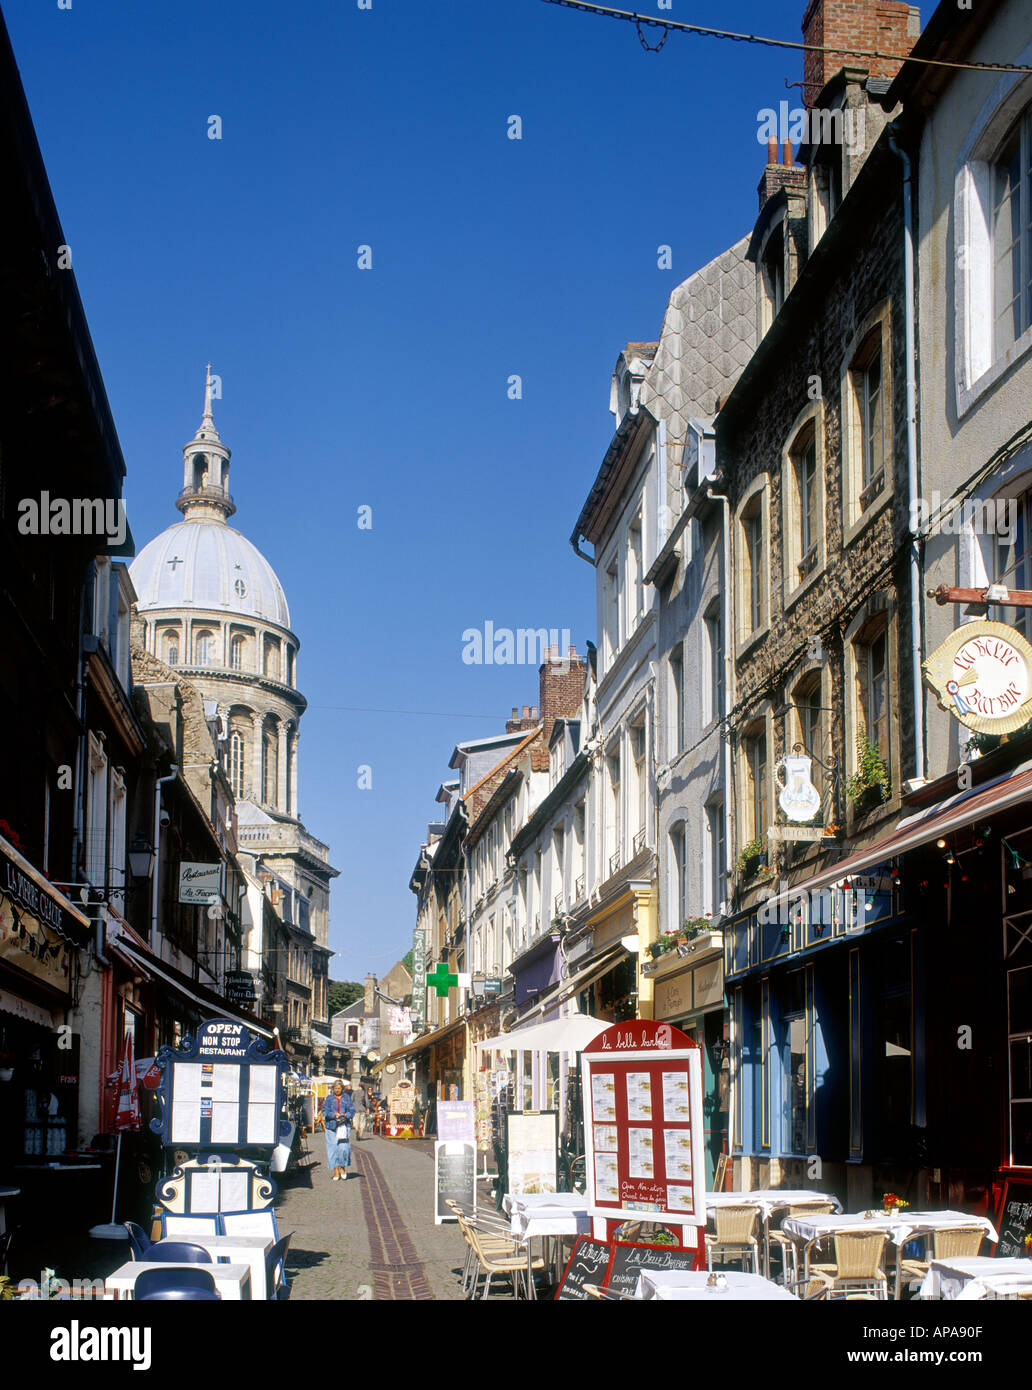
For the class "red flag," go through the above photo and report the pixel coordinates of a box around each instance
[112,1033,141,1133]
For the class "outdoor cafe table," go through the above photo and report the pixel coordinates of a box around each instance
[781,1210,999,1296]
[634,1269,799,1301]
[706,1191,843,1279]
[105,1259,252,1300]
[919,1256,1032,1301]
[502,1193,591,1297]
[152,1234,272,1301]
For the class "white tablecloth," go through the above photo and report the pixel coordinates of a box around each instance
[782,1210,998,1248]
[504,1192,591,1240]
[106,1259,251,1300]
[920,1257,1032,1301]
[154,1234,271,1301]
[634,1270,798,1301]
[707,1190,842,1221]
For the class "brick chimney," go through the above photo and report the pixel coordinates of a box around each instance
[538,646,587,745]
[505,703,539,734]
[758,136,807,211]
[801,0,920,108]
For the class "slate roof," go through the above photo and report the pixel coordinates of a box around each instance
[638,236,756,436]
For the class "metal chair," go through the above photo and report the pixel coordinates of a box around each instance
[146,1241,212,1264]
[265,1233,293,1300]
[464,1218,537,1300]
[134,1266,220,1301]
[122,1221,153,1261]
[705,1204,761,1274]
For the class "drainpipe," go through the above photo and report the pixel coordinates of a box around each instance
[151,766,179,943]
[888,123,926,783]
[706,485,734,909]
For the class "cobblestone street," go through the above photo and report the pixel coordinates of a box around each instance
[274,1134,471,1301]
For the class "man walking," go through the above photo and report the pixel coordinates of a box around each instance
[351,1079,369,1141]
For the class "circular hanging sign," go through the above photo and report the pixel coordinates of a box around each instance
[922,621,1032,733]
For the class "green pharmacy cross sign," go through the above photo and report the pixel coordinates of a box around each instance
[427,961,459,998]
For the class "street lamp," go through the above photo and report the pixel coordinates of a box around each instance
[128,837,156,880]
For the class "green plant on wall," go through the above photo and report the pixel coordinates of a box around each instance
[735,836,766,878]
[844,735,890,805]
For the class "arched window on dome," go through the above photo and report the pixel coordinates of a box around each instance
[229,731,245,798]
[195,630,214,666]
[163,631,179,666]
[230,635,245,670]
[262,726,278,806]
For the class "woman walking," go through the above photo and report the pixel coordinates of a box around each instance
[322,1079,355,1181]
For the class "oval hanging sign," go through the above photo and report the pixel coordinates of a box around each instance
[923,621,1032,733]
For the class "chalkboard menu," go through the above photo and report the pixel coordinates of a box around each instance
[435,1140,476,1224]
[995,1177,1032,1258]
[605,1241,698,1297]
[555,1237,611,1301]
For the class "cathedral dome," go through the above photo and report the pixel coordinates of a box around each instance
[130,518,291,629]
[129,365,292,631]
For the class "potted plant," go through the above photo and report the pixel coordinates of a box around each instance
[881,1191,908,1217]
[681,915,714,940]
[845,736,890,814]
[735,837,767,880]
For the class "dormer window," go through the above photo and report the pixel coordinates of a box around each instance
[761,222,786,325]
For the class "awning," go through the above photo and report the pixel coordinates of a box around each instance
[515,943,627,1024]
[0,986,62,1029]
[761,758,1032,913]
[476,1013,608,1053]
[114,936,276,1041]
[381,1016,464,1065]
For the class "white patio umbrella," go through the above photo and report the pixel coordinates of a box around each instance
[476,1014,608,1053]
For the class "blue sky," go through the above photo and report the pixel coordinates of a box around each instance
[5,0,804,980]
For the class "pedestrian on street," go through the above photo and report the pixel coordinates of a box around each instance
[322,1079,355,1181]
[352,1080,369,1141]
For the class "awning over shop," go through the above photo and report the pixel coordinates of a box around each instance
[0,986,61,1029]
[381,1016,464,1065]
[476,1013,608,1053]
[515,943,627,1023]
[760,758,1032,914]
[114,936,276,1041]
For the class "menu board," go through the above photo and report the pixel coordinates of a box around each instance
[995,1177,1032,1258]
[605,1241,698,1297]
[581,1022,704,1227]
[554,1238,611,1301]
[152,1018,288,1151]
[435,1141,476,1224]
[506,1110,559,1196]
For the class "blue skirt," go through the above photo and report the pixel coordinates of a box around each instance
[324,1123,351,1169]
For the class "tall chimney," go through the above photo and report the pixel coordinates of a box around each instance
[801,0,920,109]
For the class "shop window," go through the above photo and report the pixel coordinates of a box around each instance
[780,971,807,1157]
[871,934,912,1158]
[1008,961,1032,1165]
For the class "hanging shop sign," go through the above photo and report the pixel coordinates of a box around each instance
[150,1017,288,1150]
[224,971,257,1007]
[412,927,426,1030]
[923,621,1032,734]
[581,1021,704,1228]
[776,752,822,822]
[388,1006,412,1036]
[178,862,222,905]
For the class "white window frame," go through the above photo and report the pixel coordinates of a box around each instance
[954,64,1032,417]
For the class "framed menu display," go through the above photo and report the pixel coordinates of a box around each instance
[505,1110,559,1196]
[580,1021,704,1227]
[150,1017,289,1151]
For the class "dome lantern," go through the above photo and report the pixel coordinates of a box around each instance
[178,364,235,522]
